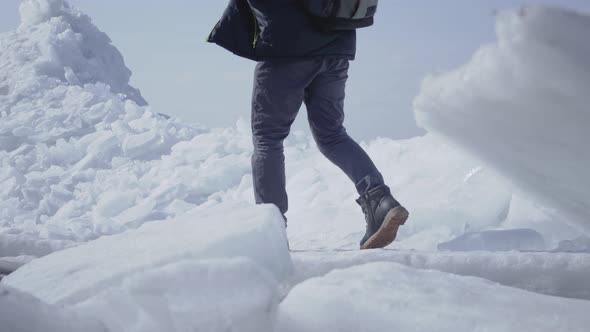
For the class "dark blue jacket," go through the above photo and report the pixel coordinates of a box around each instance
[207,0,356,61]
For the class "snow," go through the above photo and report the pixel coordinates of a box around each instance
[1,1,590,331]
[277,262,590,332]
[17,0,146,105]
[290,250,590,301]
[0,256,34,276]
[437,228,546,252]
[19,0,67,26]
[555,236,590,253]
[0,0,585,259]
[0,284,105,332]
[4,203,290,331]
[0,0,239,254]
[74,258,280,332]
[414,6,590,230]
[284,135,516,252]
[3,203,292,305]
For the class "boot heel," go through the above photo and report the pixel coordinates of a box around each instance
[361,206,409,250]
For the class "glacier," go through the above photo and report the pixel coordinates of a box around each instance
[1,0,590,331]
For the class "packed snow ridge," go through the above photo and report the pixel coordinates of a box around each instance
[1,0,590,331]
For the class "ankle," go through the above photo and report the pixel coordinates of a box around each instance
[355,175,386,194]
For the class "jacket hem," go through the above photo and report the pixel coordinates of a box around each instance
[208,38,355,62]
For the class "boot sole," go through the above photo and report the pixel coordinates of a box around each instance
[361,206,409,250]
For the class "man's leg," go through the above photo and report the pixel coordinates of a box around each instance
[303,58,385,194]
[304,58,408,249]
[252,60,319,215]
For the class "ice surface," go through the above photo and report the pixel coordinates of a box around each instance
[437,228,545,252]
[277,262,590,332]
[414,6,590,229]
[74,258,280,332]
[290,250,590,300]
[4,203,290,331]
[0,284,105,332]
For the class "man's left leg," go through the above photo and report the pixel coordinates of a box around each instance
[251,60,319,217]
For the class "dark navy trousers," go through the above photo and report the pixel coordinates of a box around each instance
[251,57,384,215]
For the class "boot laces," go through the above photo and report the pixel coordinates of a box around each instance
[357,194,375,228]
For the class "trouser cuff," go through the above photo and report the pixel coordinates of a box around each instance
[355,174,385,195]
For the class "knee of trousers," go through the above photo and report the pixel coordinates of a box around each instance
[252,133,288,154]
[311,128,349,149]
[253,124,291,146]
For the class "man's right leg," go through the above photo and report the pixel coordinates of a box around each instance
[304,58,409,249]
[251,60,319,216]
[303,59,385,194]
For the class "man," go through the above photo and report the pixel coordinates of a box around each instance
[208,0,409,249]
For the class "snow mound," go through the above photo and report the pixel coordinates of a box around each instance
[0,284,105,332]
[3,203,292,305]
[1,0,262,256]
[278,262,590,332]
[414,6,590,229]
[14,0,145,104]
[291,250,590,300]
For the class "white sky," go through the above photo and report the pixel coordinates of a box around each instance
[2,0,589,141]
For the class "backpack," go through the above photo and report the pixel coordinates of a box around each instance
[302,0,379,31]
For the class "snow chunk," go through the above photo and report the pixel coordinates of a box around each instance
[555,236,590,253]
[92,190,138,219]
[4,203,292,306]
[19,0,68,26]
[122,131,160,158]
[414,6,590,229]
[0,233,72,258]
[278,262,590,332]
[438,228,545,252]
[0,285,105,332]
[74,258,279,332]
[0,255,34,276]
[5,204,290,331]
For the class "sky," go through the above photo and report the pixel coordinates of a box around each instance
[1,0,590,141]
